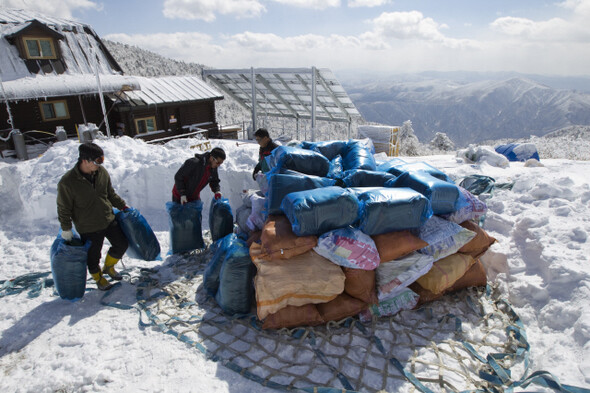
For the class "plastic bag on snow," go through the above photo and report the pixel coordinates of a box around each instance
[166,200,204,254]
[209,198,234,242]
[115,207,161,261]
[50,230,91,300]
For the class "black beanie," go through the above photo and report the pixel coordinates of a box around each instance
[78,142,104,161]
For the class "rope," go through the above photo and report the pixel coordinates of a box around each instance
[2,254,589,393]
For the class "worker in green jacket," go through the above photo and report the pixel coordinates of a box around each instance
[57,142,129,290]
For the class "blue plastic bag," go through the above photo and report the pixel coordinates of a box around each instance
[342,169,396,188]
[300,140,348,160]
[267,145,331,177]
[354,187,433,235]
[266,172,336,215]
[203,234,233,297]
[495,143,540,162]
[342,140,377,171]
[115,208,161,261]
[209,198,234,242]
[281,186,360,236]
[382,161,454,183]
[50,230,90,300]
[214,234,255,315]
[386,171,461,215]
[166,200,204,254]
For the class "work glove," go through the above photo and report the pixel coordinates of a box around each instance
[214,192,222,200]
[61,230,73,242]
[180,195,187,205]
[252,170,259,181]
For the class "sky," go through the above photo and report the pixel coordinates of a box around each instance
[1,135,589,392]
[2,0,590,77]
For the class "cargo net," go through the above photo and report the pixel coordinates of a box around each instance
[135,250,525,393]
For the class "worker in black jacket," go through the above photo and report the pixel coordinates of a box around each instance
[252,128,279,180]
[172,147,225,204]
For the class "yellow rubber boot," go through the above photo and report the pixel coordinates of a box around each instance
[91,272,113,291]
[102,254,123,281]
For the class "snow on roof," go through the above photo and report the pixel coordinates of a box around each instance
[122,75,224,106]
[0,8,124,93]
[1,74,140,101]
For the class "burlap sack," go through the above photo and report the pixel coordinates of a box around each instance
[262,304,324,330]
[253,250,345,320]
[371,230,428,263]
[416,253,475,294]
[458,220,497,258]
[259,215,318,260]
[317,293,367,323]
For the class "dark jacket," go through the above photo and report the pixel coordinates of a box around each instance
[172,152,221,202]
[57,164,126,234]
[254,139,279,175]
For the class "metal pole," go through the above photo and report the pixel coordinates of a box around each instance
[311,67,316,142]
[0,75,15,132]
[78,95,87,125]
[250,67,257,139]
[93,49,111,137]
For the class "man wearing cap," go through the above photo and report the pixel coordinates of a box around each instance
[252,128,278,180]
[57,142,129,291]
[172,147,225,204]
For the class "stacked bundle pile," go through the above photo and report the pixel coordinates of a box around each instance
[212,139,496,329]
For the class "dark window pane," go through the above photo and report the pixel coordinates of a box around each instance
[40,40,53,57]
[26,40,40,57]
[42,103,55,119]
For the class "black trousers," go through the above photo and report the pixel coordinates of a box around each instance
[80,220,128,274]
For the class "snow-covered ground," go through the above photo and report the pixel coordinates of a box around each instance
[0,136,589,392]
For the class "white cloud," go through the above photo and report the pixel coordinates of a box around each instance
[270,0,341,10]
[348,0,390,7]
[490,14,590,42]
[2,0,101,19]
[162,0,266,22]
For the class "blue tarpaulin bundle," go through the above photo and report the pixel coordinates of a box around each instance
[214,234,255,315]
[386,171,462,215]
[376,158,407,172]
[115,207,161,261]
[495,143,540,162]
[381,161,454,183]
[353,187,433,235]
[281,186,359,236]
[50,232,90,300]
[343,169,396,188]
[342,140,377,171]
[203,234,233,297]
[209,198,234,242]
[267,145,331,177]
[266,172,336,215]
[166,200,204,254]
[300,140,348,160]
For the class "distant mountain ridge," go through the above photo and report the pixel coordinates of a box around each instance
[105,40,590,146]
[345,77,590,146]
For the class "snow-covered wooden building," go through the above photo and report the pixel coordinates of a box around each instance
[0,9,223,156]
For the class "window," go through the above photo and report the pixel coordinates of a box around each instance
[135,116,157,134]
[23,37,57,59]
[39,100,69,121]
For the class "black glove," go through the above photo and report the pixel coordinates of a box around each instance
[252,170,259,181]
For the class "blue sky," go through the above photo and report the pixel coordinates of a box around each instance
[3,0,590,76]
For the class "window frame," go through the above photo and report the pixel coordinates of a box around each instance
[134,116,157,134]
[22,36,58,60]
[38,100,70,122]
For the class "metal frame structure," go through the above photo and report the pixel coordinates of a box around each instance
[202,67,361,141]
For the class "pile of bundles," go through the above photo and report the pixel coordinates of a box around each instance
[210,139,496,329]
